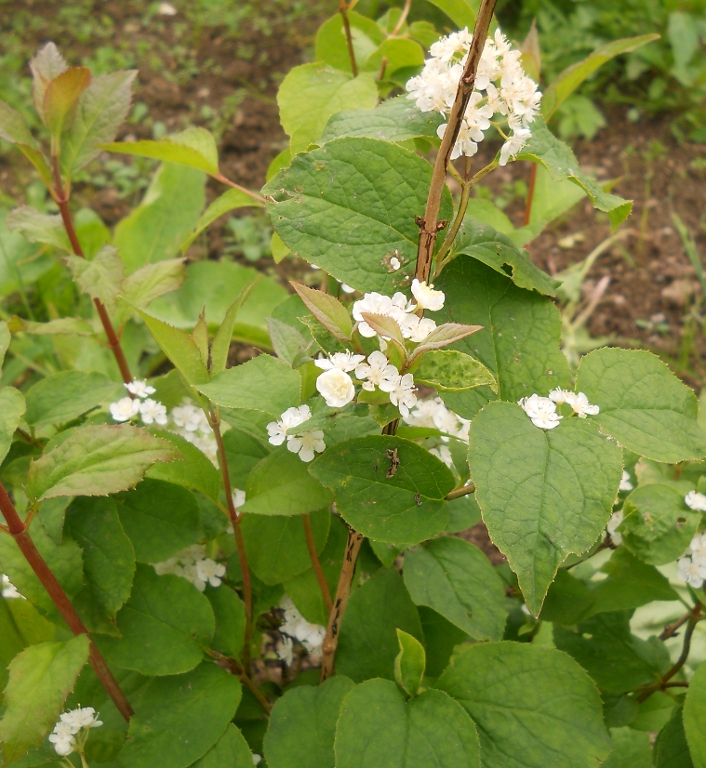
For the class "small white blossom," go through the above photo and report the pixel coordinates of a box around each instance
[279,596,326,655]
[232,488,246,508]
[50,707,102,756]
[153,545,225,591]
[568,392,600,418]
[316,368,356,408]
[548,388,572,405]
[287,430,326,463]
[195,558,226,589]
[171,400,211,434]
[49,721,76,756]
[403,397,470,441]
[677,556,706,588]
[606,510,624,545]
[315,351,365,373]
[685,490,706,512]
[430,445,454,469]
[518,394,562,430]
[411,279,445,311]
[355,351,400,393]
[139,398,168,426]
[1,574,21,599]
[125,379,156,398]
[266,405,312,446]
[389,373,418,417]
[499,127,531,166]
[619,471,633,492]
[399,313,437,343]
[390,256,401,271]
[689,533,706,565]
[109,396,140,422]
[352,291,411,338]
[277,636,294,666]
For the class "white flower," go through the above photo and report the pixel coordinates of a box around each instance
[1,574,21,599]
[355,351,400,393]
[287,431,326,462]
[340,283,356,294]
[689,533,706,564]
[279,596,326,655]
[315,351,365,373]
[568,392,600,418]
[49,721,76,756]
[316,368,356,408]
[389,373,417,417]
[109,396,140,422]
[677,556,706,588]
[403,397,469,441]
[171,401,210,433]
[195,558,226,589]
[430,445,454,469]
[266,405,312,446]
[548,388,572,405]
[411,279,445,311]
[60,707,102,732]
[620,471,633,492]
[399,313,437,342]
[499,128,531,166]
[277,636,294,666]
[685,490,706,512]
[518,393,562,430]
[125,379,156,398]
[139,398,168,426]
[390,256,401,271]
[352,291,411,338]
[606,510,624,545]
[232,488,246,508]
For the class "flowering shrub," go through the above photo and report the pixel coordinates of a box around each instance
[0,3,705,768]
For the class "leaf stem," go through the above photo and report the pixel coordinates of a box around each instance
[338,0,359,76]
[390,0,412,36]
[320,523,364,682]
[414,0,498,283]
[208,409,253,665]
[445,483,475,500]
[50,156,133,386]
[213,173,267,204]
[208,650,271,713]
[302,514,333,615]
[0,481,133,721]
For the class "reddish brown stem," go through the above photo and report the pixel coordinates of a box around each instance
[0,482,133,721]
[523,163,537,226]
[415,0,498,282]
[339,0,359,76]
[51,157,133,386]
[209,411,253,664]
[302,514,333,615]
[320,524,364,682]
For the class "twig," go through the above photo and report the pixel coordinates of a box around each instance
[390,0,412,36]
[209,650,271,713]
[338,0,359,76]
[0,482,133,721]
[51,157,133,386]
[377,56,388,82]
[213,173,267,204]
[445,483,475,500]
[415,0,498,283]
[435,156,473,266]
[659,611,692,641]
[209,409,253,665]
[320,524,364,682]
[302,514,333,615]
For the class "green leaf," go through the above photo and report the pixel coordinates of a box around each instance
[267,318,310,368]
[197,354,301,417]
[145,429,222,503]
[119,663,241,768]
[61,69,136,177]
[138,309,210,386]
[0,319,9,368]
[182,188,263,253]
[98,564,214,676]
[414,349,496,392]
[29,43,68,121]
[403,537,506,641]
[243,509,329,584]
[321,95,444,144]
[436,642,611,768]
[6,206,71,252]
[291,282,352,342]
[205,586,246,659]
[242,448,334,516]
[620,484,699,565]
[114,479,202,563]
[8,316,95,336]
[518,119,631,229]
[309,435,455,546]
[425,0,478,28]
[394,629,426,697]
[114,162,205,273]
[263,676,355,768]
[602,727,652,768]
[576,348,706,462]
[363,38,425,79]
[0,387,25,464]
[469,402,623,614]
[315,13,385,74]
[554,611,669,693]
[0,636,90,763]
[656,706,696,768]
[335,680,480,768]
[0,599,56,693]
[435,258,570,417]
[684,661,706,767]
[452,217,560,296]
[539,568,595,625]
[263,137,453,294]
[26,425,179,501]
[103,127,220,175]
[336,567,423,682]
[65,496,135,617]
[278,63,378,155]
[25,370,122,427]
[0,100,38,147]
[543,35,660,120]
[117,258,186,321]
[43,66,91,135]
[209,277,261,375]
[222,426,271,488]
[191,724,255,768]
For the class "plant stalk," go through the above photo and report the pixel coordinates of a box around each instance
[523,163,537,226]
[320,524,364,682]
[338,0,359,76]
[445,483,475,500]
[302,514,333,614]
[414,0,498,283]
[0,482,133,721]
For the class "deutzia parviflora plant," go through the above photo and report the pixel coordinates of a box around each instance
[49,708,102,758]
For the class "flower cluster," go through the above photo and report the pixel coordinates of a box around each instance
[49,707,102,756]
[153,544,226,591]
[110,379,168,426]
[276,595,326,665]
[685,490,706,513]
[677,533,706,588]
[406,28,541,164]
[403,396,470,442]
[518,389,600,430]
[606,510,624,545]
[170,399,218,463]
[266,404,325,463]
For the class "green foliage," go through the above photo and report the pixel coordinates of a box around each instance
[684,663,706,767]
[394,629,426,697]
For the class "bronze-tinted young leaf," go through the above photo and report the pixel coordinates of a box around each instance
[65,245,124,312]
[361,312,406,350]
[291,282,352,341]
[43,66,92,135]
[29,43,68,122]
